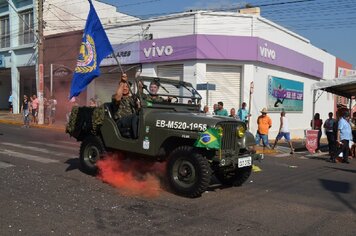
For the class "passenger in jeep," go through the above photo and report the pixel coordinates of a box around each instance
[112,74,138,138]
[146,80,164,102]
[145,80,174,103]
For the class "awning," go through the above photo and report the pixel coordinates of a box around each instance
[311,75,356,99]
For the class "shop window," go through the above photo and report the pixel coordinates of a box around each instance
[19,10,34,45]
[0,15,10,48]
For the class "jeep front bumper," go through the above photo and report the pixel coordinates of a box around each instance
[213,152,263,168]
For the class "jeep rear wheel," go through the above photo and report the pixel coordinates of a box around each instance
[216,166,252,187]
[167,146,211,198]
[79,136,106,175]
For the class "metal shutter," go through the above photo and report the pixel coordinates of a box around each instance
[206,65,241,113]
[157,64,183,81]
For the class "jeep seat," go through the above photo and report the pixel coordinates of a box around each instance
[116,114,139,139]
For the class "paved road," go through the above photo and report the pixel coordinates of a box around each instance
[0,123,355,235]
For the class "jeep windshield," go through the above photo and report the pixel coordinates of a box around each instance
[137,76,202,105]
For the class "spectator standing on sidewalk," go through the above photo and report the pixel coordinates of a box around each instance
[323,112,337,156]
[212,103,218,115]
[229,108,239,119]
[49,96,57,124]
[203,105,211,115]
[31,94,39,124]
[272,111,294,154]
[215,101,228,116]
[21,95,30,128]
[238,102,251,125]
[330,111,352,163]
[311,113,323,153]
[8,92,13,113]
[255,108,272,148]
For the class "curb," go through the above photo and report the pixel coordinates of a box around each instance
[0,119,65,132]
[255,149,278,155]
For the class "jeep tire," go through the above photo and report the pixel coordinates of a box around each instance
[216,166,252,187]
[79,136,106,175]
[167,146,211,198]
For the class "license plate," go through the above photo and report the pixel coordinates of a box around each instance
[238,156,252,168]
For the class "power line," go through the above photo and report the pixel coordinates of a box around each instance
[116,0,162,8]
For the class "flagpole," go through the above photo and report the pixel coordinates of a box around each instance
[111,49,138,97]
[112,52,124,75]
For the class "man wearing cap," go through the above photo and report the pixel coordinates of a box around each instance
[330,111,352,163]
[255,108,272,148]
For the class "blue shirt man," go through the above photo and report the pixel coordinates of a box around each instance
[338,117,352,141]
[238,102,250,122]
[331,112,352,163]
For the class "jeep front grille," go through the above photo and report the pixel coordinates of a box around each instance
[219,122,239,150]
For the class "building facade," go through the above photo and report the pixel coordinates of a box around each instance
[0,0,37,113]
[98,11,341,138]
[0,0,137,114]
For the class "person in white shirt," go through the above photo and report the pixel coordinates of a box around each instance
[272,111,294,154]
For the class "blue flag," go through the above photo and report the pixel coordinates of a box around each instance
[69,0,113,99]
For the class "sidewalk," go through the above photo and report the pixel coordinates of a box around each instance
[0,110,66,132]
[254,134,330,157]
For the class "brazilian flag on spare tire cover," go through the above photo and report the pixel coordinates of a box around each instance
[194,128,221,149]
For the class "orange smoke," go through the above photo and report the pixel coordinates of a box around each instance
[97,153,165,198]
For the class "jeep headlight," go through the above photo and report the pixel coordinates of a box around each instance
[236,125,245,138]
[216,125,223,137]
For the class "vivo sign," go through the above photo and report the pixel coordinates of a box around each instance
[259,43,276,60]
[143,42,174,58]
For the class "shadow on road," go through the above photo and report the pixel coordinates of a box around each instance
[319,178,356,213]
[325,166,356,174]
[64,158,80,172]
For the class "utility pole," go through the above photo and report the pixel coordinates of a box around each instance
[37,0,44,124]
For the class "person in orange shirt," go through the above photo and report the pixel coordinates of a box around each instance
[255,108,272,148]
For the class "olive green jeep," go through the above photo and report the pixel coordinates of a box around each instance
[66,76,262,198]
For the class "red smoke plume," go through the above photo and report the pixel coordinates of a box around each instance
[97,153,165,198]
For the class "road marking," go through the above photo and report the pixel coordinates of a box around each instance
[58,140,80,146]
[0,161,14,168]
[275,153,291,157]
[305,152,327,157]
[0,149,59,164]
[28,141,78,151]
[1,142,74,158]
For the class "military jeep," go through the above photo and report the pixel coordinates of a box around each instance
[66,76,261,197]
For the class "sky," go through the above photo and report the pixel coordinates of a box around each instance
[100,0,356,69]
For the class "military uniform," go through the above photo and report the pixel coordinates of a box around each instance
[145,95,164,103]
[113,96,135,120]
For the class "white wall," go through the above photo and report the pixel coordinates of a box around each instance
[107,15,196,45]
[250,65,333,139]
[196,13,254,36]
[44,0,138,36]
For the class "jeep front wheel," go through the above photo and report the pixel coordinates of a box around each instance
[216,166,252,187]
[79,136,106,175]
[167,146,211,198]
